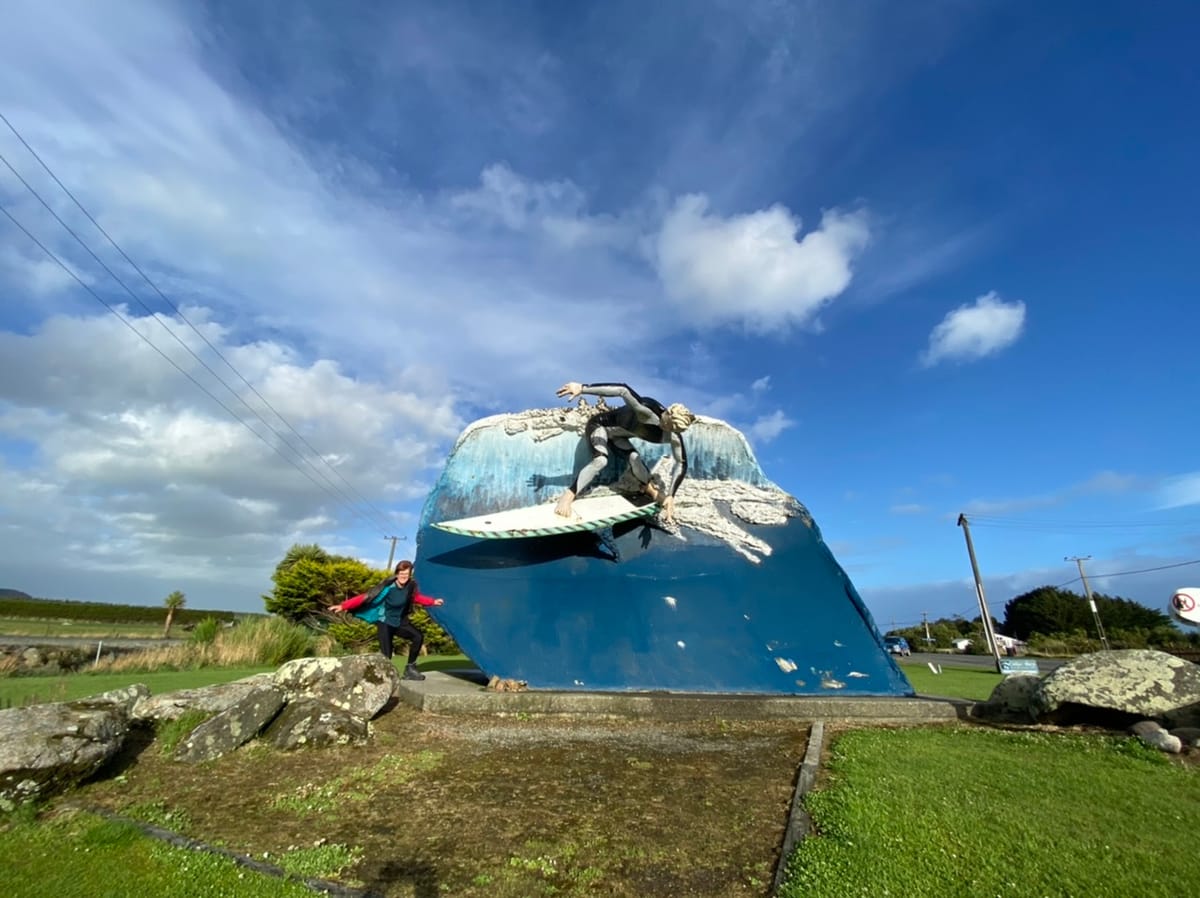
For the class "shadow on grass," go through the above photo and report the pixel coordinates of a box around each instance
[357,857,439,898]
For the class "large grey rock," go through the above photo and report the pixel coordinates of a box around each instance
[1164,700,1200,730]
[0,694,134,809]
[1169,726,1200,749]
[975,674,1040,722]
[132,673,275,723]
[174,685,287,763]
[79,683,151,715]
[1031,649,1200,722]
[262,698,369,751]
[273,654,399,720]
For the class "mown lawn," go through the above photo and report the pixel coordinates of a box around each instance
[0,667,275,708]
[899,660,1005,700]
[0,616,169,639]
[780,726,1200,898]
[1,808,335,897]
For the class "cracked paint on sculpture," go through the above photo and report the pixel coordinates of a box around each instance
[414,403,913,695]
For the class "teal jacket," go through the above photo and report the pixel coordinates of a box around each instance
[342,577,437,626]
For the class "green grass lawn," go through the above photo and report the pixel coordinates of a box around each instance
[0,655,469,708]
[0,616,169,639]
[0,667,276,708]
[780,726,1200,898]
[1,809,335,897]
[899,660,1005,700]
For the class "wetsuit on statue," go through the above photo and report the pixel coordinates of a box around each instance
[554,382,696,524]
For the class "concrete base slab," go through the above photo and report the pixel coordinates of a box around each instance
[397,670,969,722]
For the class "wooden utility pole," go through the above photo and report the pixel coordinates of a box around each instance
[1066,555,1110,650]
[957,514,1003,672]
[385,535,406,571]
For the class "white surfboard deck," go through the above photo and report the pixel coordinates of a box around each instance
[433,494,660,540]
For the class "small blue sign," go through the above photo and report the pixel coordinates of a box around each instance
[999,658,1040,675]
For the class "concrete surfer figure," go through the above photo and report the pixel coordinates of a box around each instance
[554,381,695,525]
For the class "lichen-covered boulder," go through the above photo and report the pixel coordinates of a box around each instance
[174,685,287,763]
[133,673,275,723]
[1031,650,1200,723]
[273,654,399,720]
[975,674,1041,723]
[262,698,370,750]
[0,687,142,809]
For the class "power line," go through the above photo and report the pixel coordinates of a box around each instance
[0,201,392,537]
[969,514,1200,532]
[0,124,393,534]
[0,111,393,530]
[1059,558,1200,587]
[0,144,390,534]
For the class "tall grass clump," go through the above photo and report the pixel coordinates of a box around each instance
[188,617,220,645]
[221,615,318,666]
[90,616,321,673]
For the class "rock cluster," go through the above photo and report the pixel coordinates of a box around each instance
[0,653,399,810]
[975,649,1200,754]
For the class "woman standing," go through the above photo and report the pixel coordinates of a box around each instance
[332,560,445,681]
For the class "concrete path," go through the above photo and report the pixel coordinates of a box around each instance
[396,669,969,722]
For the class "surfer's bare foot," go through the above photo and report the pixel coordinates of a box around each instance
[554,489,576,518]
[643,481,661,502]
[660,495,676,524]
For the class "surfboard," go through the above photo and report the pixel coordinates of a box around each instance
[432,494,660,539]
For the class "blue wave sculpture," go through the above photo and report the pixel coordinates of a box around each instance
[414,405,913,695]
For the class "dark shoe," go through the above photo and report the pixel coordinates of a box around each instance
[403,663,426,681]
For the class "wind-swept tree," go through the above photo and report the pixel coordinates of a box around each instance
[264,543,381,622]
[163,590,186,637]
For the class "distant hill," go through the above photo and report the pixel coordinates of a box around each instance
[0,588,33,599]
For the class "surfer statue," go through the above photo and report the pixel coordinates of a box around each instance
[554,381,696,524]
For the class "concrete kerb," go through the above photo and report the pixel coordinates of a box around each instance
[772,719,825,896]
[396,670,969,722]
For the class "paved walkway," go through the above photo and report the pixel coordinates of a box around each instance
[396,668,970,722]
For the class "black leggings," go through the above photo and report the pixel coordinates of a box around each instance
[376,619,424,663]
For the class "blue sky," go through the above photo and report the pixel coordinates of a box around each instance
[1,0,1197,629]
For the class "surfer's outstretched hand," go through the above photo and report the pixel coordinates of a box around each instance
[556,381,583,400]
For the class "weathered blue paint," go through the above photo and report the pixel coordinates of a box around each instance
[414,414,913,696]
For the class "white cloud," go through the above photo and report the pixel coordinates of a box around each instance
[746,410,795,444]
[0,308,460,593]
[1159,472,1200,509]
[960,470,1145,517]
[921,291,1025,367]
[0,244,83,297]
[450,163,632,250]
[655,195,870,331]
[751,376,771,394]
